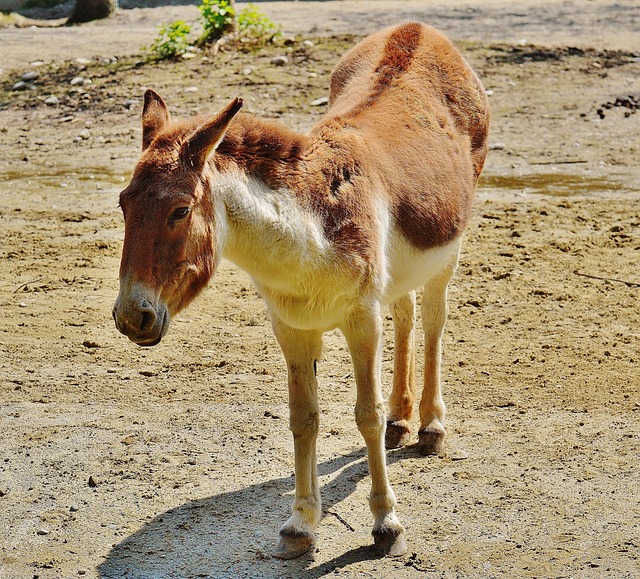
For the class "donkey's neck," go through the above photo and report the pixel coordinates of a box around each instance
[215,114,309,190]
[214,115,331,290]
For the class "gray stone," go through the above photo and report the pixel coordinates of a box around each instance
[310,96,329,107]
[44,95,59,106]
[70,76,85,86]
[12,81,28,91]
[22,71,39,82]
[271,55,289,67]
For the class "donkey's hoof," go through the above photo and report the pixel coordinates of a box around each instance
[373,526,407,557]
[274,529,314,560]
[385,420,411,449]
[418,426,445,455]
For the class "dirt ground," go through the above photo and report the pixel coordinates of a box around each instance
[1,1,639,578]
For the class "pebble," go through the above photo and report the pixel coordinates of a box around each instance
[69,505,79,512]
[182,53,197,60]
[44,95,59,106]
[78,570,87,576]
[75,58,92,65]
[485,89,495,96]
[19,302,27,308]
[70,76,85,86]
[271,55,289,66]
[124,99,139,110]
[106,367,118,374]
[451,449,469,461]
[12,81,28,91]
[30,60,45,67]
[78,129,91,140]
[183,86,198,93]
[242,67,253,76]
[310,96,329,107]
[301,40,314,48]
[22,71,39,82]
[37,528,50,536]
[489,143,506,151]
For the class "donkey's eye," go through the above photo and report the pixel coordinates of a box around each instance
[171,207,190,221]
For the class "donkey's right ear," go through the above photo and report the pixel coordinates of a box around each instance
[142,89,170,150]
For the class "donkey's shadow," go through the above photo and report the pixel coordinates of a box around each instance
[98,447,415,578]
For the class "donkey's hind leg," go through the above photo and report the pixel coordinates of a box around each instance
[386,291,417,449]
[418,257,457,455]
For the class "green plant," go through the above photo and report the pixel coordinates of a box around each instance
[147,20,193,61]
[199,0,235,44]
[237,3,280,42]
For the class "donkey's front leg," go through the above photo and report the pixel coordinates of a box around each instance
[341,304,407,556]
[272,316,323,559]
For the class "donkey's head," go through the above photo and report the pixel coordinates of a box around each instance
[113,90,243,346]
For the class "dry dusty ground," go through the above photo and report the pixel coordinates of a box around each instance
[0,1,639,578]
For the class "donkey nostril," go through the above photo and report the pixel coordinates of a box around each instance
[139,307,156,333]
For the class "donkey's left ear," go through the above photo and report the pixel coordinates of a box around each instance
[181,97,243,169]
[142,89,170,150]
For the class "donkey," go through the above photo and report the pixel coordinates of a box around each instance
[113,22,489,558]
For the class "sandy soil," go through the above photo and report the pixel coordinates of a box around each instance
[1,1,639,578]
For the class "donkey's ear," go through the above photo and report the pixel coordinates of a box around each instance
[142,89,170,150]
[180,97,243,170]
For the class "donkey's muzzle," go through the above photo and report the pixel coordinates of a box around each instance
[113,283,170,347]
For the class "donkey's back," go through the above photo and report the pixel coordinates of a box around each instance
[329,22,489,173]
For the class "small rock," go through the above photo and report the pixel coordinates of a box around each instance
[124,99,139,110]
[489,143,506,151]
[60,116,74,123]
[139,370,157,377]
[82,78,92,86]
[301,40,314,48]
[183,86,198,93]
[310,96,329,107]
[30,60,45,67]
[44,95,59,106]
[282,36,296,46]
[12,81,28,91]
[88,475,98,488]
[181,52,197,60]
[485,89,494,96]
[78,129,91,140]
[19,302,27,308]
[82,340,99,348]
[22,71,39,82]
[78,570,87,576]
[75,58,92,65]
[69,505,79,512]
[70,76,85,86]
[271,55,289,66]
[106,367,118,374]
[73,137,82,144]
[451,449,469,461]
[242,67,254,76]
[37,528,50,536]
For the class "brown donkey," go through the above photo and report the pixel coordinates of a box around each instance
[113,22,489,559]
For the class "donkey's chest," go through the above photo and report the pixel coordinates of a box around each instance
[250,263,365,331]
